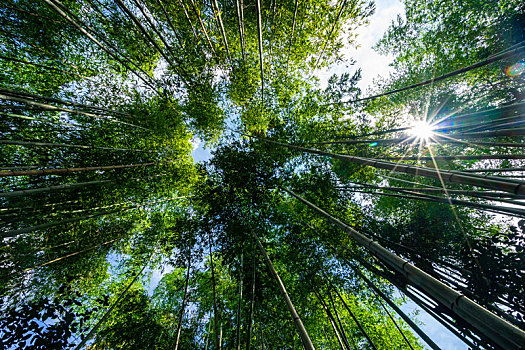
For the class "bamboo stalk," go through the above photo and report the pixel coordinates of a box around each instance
[235,0,246,66]
[338,44,525,104]
[236,253,243,350]
[251,230,315,350]
[1,197,181,238]
[284,188,525,350]
[0,160,175,177]
[0,87,131,117]
[41,0,160,92]
[211,0,231,61]
[347,188,525,218]
[174,257,191,350]
[73,253,153,350]
[209,234,220,350]
[256,0,264,101]
[315,0,347,67]
[381,154,525,161]
[350,269,436,350]
[285,0,299,69]
[247,246,256,350]
[311,286,346,350]
[0,139,153,153]
[188,0,217,56]
[324,275,378,350]
[263,138,525,195]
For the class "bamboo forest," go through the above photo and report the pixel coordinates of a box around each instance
[1,0,525,348]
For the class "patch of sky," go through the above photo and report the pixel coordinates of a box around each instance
[316,0,405,93]
[398,293,468,349]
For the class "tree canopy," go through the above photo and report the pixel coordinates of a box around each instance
[1,0,524,349]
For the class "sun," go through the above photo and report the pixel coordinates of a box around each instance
[409,121,434,140]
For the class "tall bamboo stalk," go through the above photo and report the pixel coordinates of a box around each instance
[323,276,378,350]
[174,258,191,350]
[211,0,231,61]
[73,253,153,350]
[311,285,346,350]
[283,188,525,350]
[0,93,147,130]
[236,253,243,350]
[188,0,217,56]
[337,44,525,104]
[256,0,264,101]
[315,0,347,67]
[41,0,159,92]
[262,138,525,195]
[251,230,315,350]
[0,160,175,177]
[209,234,220,350]
[246,246,256,350]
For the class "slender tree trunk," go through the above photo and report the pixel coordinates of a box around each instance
[251,231,315,350]
[311,287,346,350]
[326,288,352,350]
[209,234,220,350]
[265,139,525,195]
[246,246,256,350]
[41,0,159,92]
[236,253,243,350]
[0,160,175,177]
[211,0,231,61]
[174,258,191,350]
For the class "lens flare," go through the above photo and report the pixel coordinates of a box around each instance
[409,121,434,140]
[505,61,525,77]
